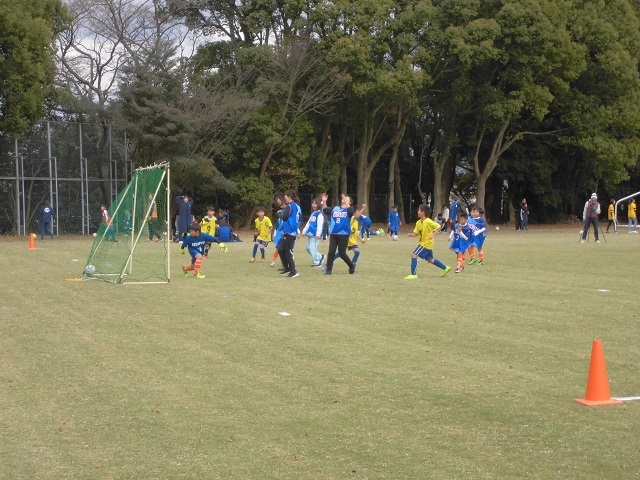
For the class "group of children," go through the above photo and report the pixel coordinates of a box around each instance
[179,195,488,280]
[402,204,487,279]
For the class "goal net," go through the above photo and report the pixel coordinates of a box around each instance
[84,163,171,283]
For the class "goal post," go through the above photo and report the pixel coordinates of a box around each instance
[84,162,171,284]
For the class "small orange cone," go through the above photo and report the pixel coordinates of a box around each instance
[28,233,36,250]
[575,339,622,406]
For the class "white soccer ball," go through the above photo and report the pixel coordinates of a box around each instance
[93,232,97,237]
[495,226,499,231]
[83,264,96,276]
[392,234,399,241]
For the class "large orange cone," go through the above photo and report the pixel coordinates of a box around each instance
[575,339,622,406]
[28,233,36,250]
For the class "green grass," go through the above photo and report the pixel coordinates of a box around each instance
[1,226,639,479]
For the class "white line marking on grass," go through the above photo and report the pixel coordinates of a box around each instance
[597,289,610,292]
[612,396,640,402]
[278,312,291,316]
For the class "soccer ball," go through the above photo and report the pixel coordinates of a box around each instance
[93,232,97,237]
[495,226,500,231]
[392,234,399,241]
[83,264,96,277]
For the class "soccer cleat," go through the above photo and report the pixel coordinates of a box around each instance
[404,274,418,280]
[595,240,601,243]
[194,274,206,279]
[219,243,228,252]
[477,262,485,266]
[441,266,451,277]
[270,262,276,267]
[260,258,265,263]
[250,257,255,263]
[288,270,299,278]
[182,265,189,277]
[279,270,291,276]
[181,248,185,254]
[468,259,476,265]
[580,240,586,243]
[455,266,464,273]
[323,270,332,275]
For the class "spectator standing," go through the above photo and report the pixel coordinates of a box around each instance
[581,193,601,243]
[38,198,55,240]
[176,194,194,249]
[518,199,529,230]
[441,204,449,232]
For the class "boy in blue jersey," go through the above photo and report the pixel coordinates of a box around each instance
[449,212,473,273]
[405,205,450,279]
[38,198,55,240]
[251,206,273,263]
[302,197,325,267]
[358,214,374,239]
[277,189,301,278]
[388,205,401,237]
[320,192,366,275]
[181,222,227,278]
[468,206,487,265]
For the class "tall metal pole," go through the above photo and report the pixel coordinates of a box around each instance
[79,124,85,235]
[14,138,20,235]
[109,125,115,202]
[47,121,53,204]
[83,157,89,233]
[53,156,59,236]
[20,155,25,236]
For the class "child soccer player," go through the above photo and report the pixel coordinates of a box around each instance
[358,213,373,239]
[467,206,487,265]
[388,205,401,237]
[449,212,473,273]
[181,222,228,278]
[200,206,217,257]
[251,206,273,263]
[270,195,285,267]
[404,204,450,279]
[100,204,116,242]
[301,197,325,267]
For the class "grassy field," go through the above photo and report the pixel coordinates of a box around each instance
[1,225,639,479]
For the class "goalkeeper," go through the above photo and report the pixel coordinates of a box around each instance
[181,222,228,279]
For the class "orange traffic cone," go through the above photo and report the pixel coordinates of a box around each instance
[28,233,36,250]
[575,339,623,406]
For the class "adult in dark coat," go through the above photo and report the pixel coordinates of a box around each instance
[176,195,194,242]
[519,198,529,230]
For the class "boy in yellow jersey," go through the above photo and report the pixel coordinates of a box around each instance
[251,205,273,262]
[200,206,217,257]
[628,198,637,233]
[405,204,450,279]
[606,198,615,233]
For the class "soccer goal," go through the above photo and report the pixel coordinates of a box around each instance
[84,162,171,284]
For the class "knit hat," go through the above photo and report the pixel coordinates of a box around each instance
[591,193,597,199]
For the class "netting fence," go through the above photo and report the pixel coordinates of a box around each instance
[0,120,130,236]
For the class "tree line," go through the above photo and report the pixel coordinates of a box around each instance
[4,0,640,224]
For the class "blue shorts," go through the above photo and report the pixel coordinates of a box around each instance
[413,245,434,261]
[256,239,269,247]
[347,245,359,251]
[473,235,486,248]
